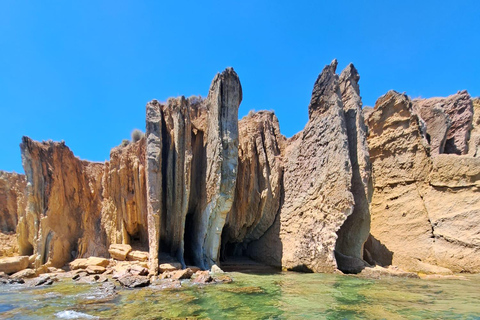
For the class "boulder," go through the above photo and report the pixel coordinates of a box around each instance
[69,257,109,270]
[117,274,150,288]
[0,256,29,274]
[85,266,106,274]
[127,250,148,262]
[159,263,182,273]
[11,268,36,279]
[108,244,132,261]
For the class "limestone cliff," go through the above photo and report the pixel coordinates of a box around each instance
[0,171,26,233]
[2,62,479,276]
[366,91,480,273]
[249,60,357,272]
[0,171,26,256]
[19,137,107,268]
[101,138,148,249]
[146,68,242,272]
[222,111,285,256]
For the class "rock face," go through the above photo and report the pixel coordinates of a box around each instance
[146,68,242,272]
[222,111,284,256]
[413,91,473,155]
[249,60,356,272]
[468,98,480,157]
[19,138,107,268]
[335,64,371,260]
[366,91,480,273]
[0,171,26,234]
[0,171,26,257]
[2,61,479,276]
[101,138,148,248]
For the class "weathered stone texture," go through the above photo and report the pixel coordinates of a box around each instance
[0,171,26,234]
[250,60,355,272]
[223,111,284,254]
[468,98,480,157]
[101,138,148,248]
[19,137,107,268]
[413,91,473,155]
[335,63,371,260]
[147,68,242,272]
[366,91,480,273]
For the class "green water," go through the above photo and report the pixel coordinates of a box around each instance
[1,271,480,319]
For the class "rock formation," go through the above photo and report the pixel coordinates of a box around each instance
[19,138,107,268]
[0,171,26,234]
[413,91,473,155]
[249,60,358,272]
[222,111,285,256]
[1,61,479,276]
[146,68,242,272]
[468,98,480,157]
[366,91,480,273]
[0,171,26,257]
[335,64,371,261]
[101,138,148,249]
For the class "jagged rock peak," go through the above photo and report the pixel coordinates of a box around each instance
[308,59,341,119]
[339,63,360,102]
[208,67,243,105]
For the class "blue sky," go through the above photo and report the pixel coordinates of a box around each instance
[1,1,479,173]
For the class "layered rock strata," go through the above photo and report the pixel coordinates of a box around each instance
[222,111,285,256]
[0,171,26,234]
[0,171,26,257]
[413,91,473,155]
[101,138,148,248]
[1,61,479,276]
[146,68,242,272]
[366,91,480,273]
[19,138,107,268]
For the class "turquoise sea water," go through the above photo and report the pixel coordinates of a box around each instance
[1,271,479,319]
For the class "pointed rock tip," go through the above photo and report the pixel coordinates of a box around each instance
[330,59,338,72]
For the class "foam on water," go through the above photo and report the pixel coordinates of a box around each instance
[55,310,99,319]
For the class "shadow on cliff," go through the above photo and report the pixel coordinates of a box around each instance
[363,234,393,267]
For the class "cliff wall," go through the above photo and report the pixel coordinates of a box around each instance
[365,91,480,273]
[1,62,479,275]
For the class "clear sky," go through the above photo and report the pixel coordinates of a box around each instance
[1,1,479,173]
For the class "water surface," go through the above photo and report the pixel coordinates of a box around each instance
[1,271,479,319]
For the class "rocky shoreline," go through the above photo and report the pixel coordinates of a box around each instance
[1,60,479,279]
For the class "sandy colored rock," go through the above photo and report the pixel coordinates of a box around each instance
[360,265,419,279]
[0,256,29,274]
[69,257,109,270]
[85,265,106,274]
[127,250,148,262]
[147,69,241,272]
[0,171,26,235]
[19,138,108,268]
[11,268,36,279]
[468,98,480,157]
[413,91,473,155]
[366,91,480,273]
[0,232,19,258]
[101,138,148,250]
[157,262,181,273]
[249,60,354,272]
[412,98,451,155]
[108,244,132,261]
[193,271,213,284]
[223,111,284,253]
[335,63,371,262]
